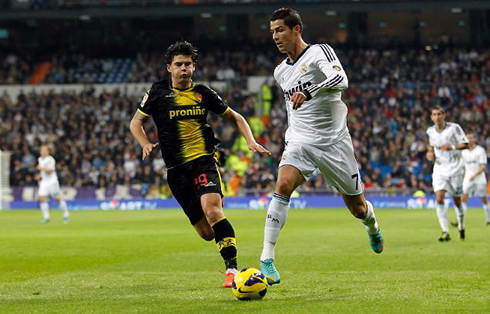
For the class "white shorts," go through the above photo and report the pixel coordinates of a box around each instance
[39,181,61,198]
[279,134,362,195]
[463,181,487,197]
[432,174,463,197]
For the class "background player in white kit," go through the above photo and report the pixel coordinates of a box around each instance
[37,144,70,224]
[460,132,490,226]
[426,107,468,241]
[260,8,384,285]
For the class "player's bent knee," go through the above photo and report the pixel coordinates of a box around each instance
[350,204,367,219]
[203,206,224,225]
[275,180,294,197]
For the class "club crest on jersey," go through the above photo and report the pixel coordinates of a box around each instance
[195,93,203,103]
[333,65,341,71]
[300,62,307,74]
[165,92,177,98]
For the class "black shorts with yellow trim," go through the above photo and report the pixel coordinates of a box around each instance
[167,153,223,225]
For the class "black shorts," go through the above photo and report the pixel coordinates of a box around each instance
[167,154,223,225]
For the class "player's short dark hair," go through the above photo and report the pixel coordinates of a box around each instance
[431,105,445,114]
[270,7,303,32]
[165,41,198,65]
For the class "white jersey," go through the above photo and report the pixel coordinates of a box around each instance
[462,145,487,184]
[38,155,59,184]
[426,122,468,177]
[274,44,349,146]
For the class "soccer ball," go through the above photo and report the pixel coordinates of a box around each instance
[232,268,268,301]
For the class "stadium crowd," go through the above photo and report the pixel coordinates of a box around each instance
[1,46,489,196]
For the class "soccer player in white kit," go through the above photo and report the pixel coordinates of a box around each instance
[461,132,490,226]
[260,8,383,285]
[37,145,70,224]
[426,107,469,241]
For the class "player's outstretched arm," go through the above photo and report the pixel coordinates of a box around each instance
[130,111,159,160]
[222,109,271,155]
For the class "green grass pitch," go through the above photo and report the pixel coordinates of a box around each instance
[1,208,489,313]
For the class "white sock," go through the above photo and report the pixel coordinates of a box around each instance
[260,193,289,261]
[435,203,449,233]
[360,200,379,233]
[59,200,70,218]
[483,203,490,223]
[40,202,50,220]
[457,203,468,231]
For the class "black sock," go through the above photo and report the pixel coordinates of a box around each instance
[212,218,237,270]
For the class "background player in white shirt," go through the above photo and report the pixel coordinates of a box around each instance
[461,132,490,226]
[426,107,469,241]
[37,145,70,223]
[260,8,383,285]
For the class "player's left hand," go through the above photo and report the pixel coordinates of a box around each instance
[248,142,271,155]
[440,144,453,151]
[36,165,41,171]
[291,92,306,110]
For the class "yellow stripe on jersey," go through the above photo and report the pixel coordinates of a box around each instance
[177,119,207,162]
[220,107,231,116]
[174,89,207,163]
[137,109,149,117]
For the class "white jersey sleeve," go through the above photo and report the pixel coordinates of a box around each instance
[478,146,488,164]
[303,44,348,100]
[454,123,469,145]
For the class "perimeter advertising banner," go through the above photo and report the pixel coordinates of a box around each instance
[6,186,484,210]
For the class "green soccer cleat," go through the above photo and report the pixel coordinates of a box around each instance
[260,259,281,285]
[368,230,384,254]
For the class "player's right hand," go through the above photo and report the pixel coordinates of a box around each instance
[291,91,307,110]
[142,142,159,160]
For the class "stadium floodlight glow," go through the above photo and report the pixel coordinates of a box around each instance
[201,13,212,18]
[425,45,432,51]
[451,7,462,13]
[325,11,337,16]
[79,15,91,21]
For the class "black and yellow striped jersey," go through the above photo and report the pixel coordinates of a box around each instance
[137,79,230,169]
